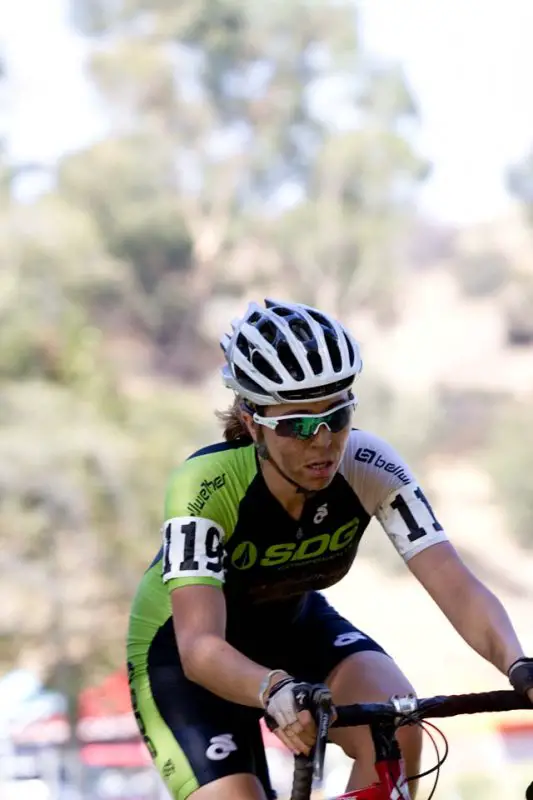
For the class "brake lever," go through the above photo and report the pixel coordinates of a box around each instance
[311,686,334,788]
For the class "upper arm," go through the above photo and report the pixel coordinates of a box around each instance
[171,584,227,649]
[161,514,227,656]
[342,430,449,561]
[407,541,479,610]
[159,457,234,661]
[161,456,233,592]
[376,481,449,561]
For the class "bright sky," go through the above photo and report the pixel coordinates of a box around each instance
[2,0,533,224]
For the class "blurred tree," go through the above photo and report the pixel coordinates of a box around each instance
[65,0,427,333]
[0,0,430,684]
[0,379,216,678]
[0,190,217,679]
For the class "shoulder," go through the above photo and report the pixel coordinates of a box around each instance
[345,429,412,482]
[339,429,414,514]
[340,431,449,561]
[186,438,252,461]
[165,439,256,521]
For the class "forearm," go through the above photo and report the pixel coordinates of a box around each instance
[180,633,282,707]
[444,576,524,674]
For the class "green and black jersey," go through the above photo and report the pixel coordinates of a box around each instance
[127,429,447,672]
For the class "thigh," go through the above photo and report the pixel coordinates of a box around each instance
[127,659,275,800]
[325,650,419,755]
[281,591,389,684]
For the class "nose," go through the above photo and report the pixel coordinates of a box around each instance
[311,422,333,447]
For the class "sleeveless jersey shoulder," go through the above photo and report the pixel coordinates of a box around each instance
[161,439,257,591]
[339,429,448,561]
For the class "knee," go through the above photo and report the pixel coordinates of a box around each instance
[336,728,374,763]
[397,722,423,759]
[338,723,422,765]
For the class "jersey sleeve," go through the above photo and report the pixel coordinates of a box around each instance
[376,481,448,561]
[160,455,236,592]
[342,429,449,561]
[161,515,225,589]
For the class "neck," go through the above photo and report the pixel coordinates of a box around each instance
[260,459,307,520]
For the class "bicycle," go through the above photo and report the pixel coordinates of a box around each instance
[276,685,533,799]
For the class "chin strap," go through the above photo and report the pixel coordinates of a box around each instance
[243,400,316,497]
[255,442,317,498]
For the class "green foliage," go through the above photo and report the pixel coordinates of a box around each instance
[0,378,214,678]
[65,0,427,326]
[1,0,431,684]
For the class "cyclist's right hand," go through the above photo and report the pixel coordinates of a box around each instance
[263,677,317,756]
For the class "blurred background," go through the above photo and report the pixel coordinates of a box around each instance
[1,0,533,797]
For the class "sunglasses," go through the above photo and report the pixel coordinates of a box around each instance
[252,397,355,440]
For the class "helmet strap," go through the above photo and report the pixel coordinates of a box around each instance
[255,438,317,498]
[243,399,317,497]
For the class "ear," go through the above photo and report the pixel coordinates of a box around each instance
[240,404,258,442]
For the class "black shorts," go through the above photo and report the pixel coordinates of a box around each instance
[128,591,388,799]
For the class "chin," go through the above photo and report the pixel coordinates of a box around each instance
[302,470,336,490]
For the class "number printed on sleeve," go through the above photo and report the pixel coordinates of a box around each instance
[390,487,443,542]
[378,482,447,560]
[162,517,225,582]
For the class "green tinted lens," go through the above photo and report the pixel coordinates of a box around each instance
[277,406,352,439]
[290,416,322,439]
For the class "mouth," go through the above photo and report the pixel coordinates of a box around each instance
[304,460,335,478]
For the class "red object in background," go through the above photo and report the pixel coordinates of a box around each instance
[78,669,133,718]
[11,712,70,745]
[497,718,533,763]
[77,670,290,765]
[78,669,149,767]
[77,669,138,744]
[81,741,152,768]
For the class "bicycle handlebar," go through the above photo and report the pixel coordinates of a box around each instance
[290,688,531,800]
[332,688,532,727]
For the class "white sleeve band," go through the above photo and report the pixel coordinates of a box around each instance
[161,516,225,582]
[376,481,449,561]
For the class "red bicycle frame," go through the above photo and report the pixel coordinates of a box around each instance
[332,758,408,799]
[332,758,409,799]
[287,687,533,800]
[327,711,410,800]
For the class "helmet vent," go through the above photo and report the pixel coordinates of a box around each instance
[236,333,251,358]
[257,319,278,345]
[277,341,305,381]
[289,317,313,343]
[307,350,323,376]
[344,331,355,364]
[251,350,283,383]
[324,331,342,372]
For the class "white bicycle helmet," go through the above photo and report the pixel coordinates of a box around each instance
[220,299,363,405]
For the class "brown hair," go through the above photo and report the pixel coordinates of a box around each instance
[216,396,253,443]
